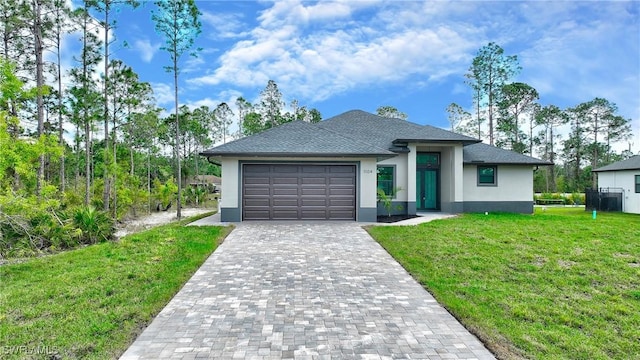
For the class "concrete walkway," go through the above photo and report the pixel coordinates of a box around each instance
[120,222,494,360]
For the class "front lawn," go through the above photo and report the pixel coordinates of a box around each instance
[0,217,231,360]
[367,208,640,360]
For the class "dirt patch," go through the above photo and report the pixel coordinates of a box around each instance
[115,208,213,238]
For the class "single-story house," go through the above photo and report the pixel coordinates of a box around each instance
[200,110,551,222]
[593,155,640,214]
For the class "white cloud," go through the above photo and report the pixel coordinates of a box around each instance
[201,11,249,39]
[151,82,174,106]
[184,0,638,151]
[133,38,160,63]
[188,2,476,101]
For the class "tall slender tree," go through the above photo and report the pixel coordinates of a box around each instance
[446,103,470,133]
[214,102,233,144]
[68,4,103,206]
[496,82,538,153]
[50,0,72,192]
[536,105,569,191]
[90,0,139,211]
[602,114,631,163]
[152,0,201,219]
[259,80,284,129]
[0,0,31,119]
[30,0,46,196]
[466,42,520,145]
[235,96,251,138]
[573,98,628,188]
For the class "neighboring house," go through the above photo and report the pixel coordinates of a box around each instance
[593,155,640,214]
[188,175,222,187]
[200,110,551,222]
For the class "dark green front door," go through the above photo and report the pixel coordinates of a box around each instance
[416,169,438,210]
[416,153,439,210]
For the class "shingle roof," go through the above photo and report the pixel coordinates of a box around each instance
[200,110,550,166]
[199,120,395,157]
[593,155,640,172]
[462,143,553,165]
[317,110,480,148]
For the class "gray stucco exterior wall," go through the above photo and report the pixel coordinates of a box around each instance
[358,207,377,222]
[463,201,534,214]
[220,207,241,222]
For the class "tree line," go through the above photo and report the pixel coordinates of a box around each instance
[0,0,320,256]
[449,42,634,193]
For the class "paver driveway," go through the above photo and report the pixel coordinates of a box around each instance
[120,223,495,360]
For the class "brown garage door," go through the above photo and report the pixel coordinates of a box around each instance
[242,164,356,220]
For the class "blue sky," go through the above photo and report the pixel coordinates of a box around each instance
[67,1,640,153]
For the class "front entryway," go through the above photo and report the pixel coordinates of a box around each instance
[416,153,440,210]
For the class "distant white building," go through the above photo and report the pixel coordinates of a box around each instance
[593,155,640,214]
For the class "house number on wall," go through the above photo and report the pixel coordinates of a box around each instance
[363,169,374,174]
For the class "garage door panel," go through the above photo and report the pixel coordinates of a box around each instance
[301,198,327,206]
[330,198,355,207]
[244,198,270,207]
[243,210,270,220]
[272,177,299,185]
[272,165,299,173]
[243,164,356,220]
[301,188,327,196]
[301,166,327,173]
[273,188,299,196]
[244,165,271,174]
[273,210,300,220]
[329,177,355,185]
[244,177,270,184]
[329,187,355,196]
[301,177,327,184]
[273,198,298,206]
[244,187,270,196]
[329,210,356,219]
[301,210,328,219]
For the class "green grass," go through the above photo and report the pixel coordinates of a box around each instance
[367,208,640,360]
[0,216,231,360]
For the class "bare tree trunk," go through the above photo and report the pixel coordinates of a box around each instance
[112,104,117,220]
[57,29,65,193]
[175,66,182,219]
[33,0,45,196]
[84,116,90,206]
[147,148,151,214]
[102,1,110,212]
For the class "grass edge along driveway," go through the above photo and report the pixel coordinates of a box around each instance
[0,214,232,360]
[367,208,640,360]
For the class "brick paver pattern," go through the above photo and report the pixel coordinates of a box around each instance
[120,222,495,360]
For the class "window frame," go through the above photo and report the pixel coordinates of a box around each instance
[376,165,396,198]
[635,175,640,193]
[477,165,498,186]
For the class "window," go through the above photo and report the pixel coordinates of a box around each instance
[636,175,640,193]
[417,153,439,167]
[478,165,497,186]
[377,166,395,196]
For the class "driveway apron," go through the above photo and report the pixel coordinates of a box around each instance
[120,222,495,360]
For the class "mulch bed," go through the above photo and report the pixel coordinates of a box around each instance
[376,214,420,223]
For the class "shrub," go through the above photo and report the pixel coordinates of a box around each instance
[72,206,114,244]
[377,187,402,217]
[153,177,178,210]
